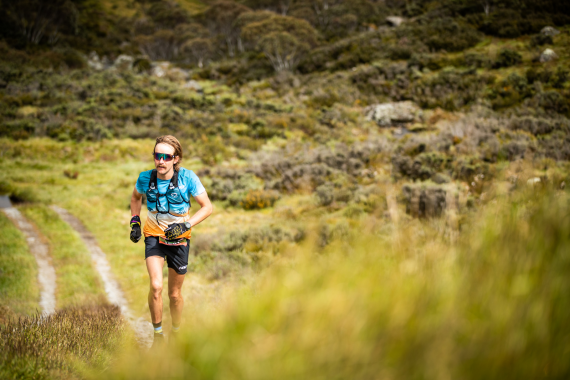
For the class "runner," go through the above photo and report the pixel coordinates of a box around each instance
[129,135,212,347]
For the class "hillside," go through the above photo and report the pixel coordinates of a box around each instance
[1,1,570,378]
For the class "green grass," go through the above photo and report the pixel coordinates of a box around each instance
[0,212,39,318]
[20,205,106,308]
[108,189,570,379]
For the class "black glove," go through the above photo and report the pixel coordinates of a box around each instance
[130,215,142,243]
[164,222,191,240]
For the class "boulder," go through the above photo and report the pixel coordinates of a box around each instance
[166,67,189,82]
[541,26,560,36]
[87,51,104,71]
[386,16,405,27]
[183,80,203,92]
[365,101,423,127]
[151,62,170,78]
[539,48,558,63]
[113,54,134,71]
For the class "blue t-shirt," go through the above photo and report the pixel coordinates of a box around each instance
[136,168,205,215]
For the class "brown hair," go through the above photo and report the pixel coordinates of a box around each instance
[154,135,183,171]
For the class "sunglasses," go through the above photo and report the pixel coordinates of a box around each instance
[153,153,177,162]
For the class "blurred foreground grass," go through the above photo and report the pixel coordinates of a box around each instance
[0,305,127,380]
[108,189,570,380]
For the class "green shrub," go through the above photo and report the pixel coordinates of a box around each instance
[530,33,553,47]
[494,49,522,68]
[240,190,280,210]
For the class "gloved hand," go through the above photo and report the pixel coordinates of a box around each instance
[130,215,142,243]
[164,222,191,240]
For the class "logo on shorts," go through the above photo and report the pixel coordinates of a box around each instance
[179,265,187,270]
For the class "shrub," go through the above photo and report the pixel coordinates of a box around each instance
[240,190,280,210]
[494,49,522,68]
[422,19,481,52]
[315,183,334,206]
[530,33,553,47]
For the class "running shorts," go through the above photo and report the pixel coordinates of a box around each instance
[144,236,189,274]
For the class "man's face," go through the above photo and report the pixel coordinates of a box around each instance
[154,143,179,176]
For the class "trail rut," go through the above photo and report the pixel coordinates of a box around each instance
[1,197,57,315]
[50,205,153,347]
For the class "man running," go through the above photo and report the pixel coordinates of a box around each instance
[129,135,212,347]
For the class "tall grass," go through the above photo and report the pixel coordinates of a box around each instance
[20,205,107,308]
[0,212,39,318]
[108,189,570,379]
[0,305,126,380]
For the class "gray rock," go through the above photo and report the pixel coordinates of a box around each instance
[151,62,170,78]
[113,54,134,71]
[183,80,203,92]
[87,51,104,71]
[539,48,558,63]
[541,26,560,36]
[365,101,423,127]
[386,16,405,27]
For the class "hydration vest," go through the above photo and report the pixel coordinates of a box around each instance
[146,169,190,219]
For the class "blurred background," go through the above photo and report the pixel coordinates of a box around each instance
[1,0,569,379]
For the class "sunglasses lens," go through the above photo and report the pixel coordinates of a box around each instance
[154,153,174,161]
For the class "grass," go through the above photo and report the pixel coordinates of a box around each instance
[0,305,127,380]
[107,188,570,380]
[0,211,39,319]
[20,205,107,309]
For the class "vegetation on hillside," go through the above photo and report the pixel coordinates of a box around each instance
[1,0,570,378]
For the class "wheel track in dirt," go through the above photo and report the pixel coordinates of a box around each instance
[1,198,57,315]
[51,205,153,347]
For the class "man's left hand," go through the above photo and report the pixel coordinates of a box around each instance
[164,222,191,240]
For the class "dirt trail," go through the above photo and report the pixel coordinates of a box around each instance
[1,197,57,315]
[50,205,153,347]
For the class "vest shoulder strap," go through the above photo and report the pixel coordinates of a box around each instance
[170,169,179,189]
[149,169,158,190]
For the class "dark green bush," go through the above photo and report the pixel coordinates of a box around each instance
[494,49,522,68]
[422,19,481,52]
[530,33,553,47]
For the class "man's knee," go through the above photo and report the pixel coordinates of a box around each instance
[168,291,182,304]
[150,281,162,297]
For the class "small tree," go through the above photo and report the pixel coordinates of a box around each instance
[258,31,310,71]
[202,0,251,57]
[242,15,318,72]
[182,38,213,67]
[5,0,78,45]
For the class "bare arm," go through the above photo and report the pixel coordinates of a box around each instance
[188,191,213,227]
[131,187,143,216]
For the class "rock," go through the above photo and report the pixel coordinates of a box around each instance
[541,26,560,36]
[151,62,170,78]
[87,51,104,71]
[166,67,189,82]
[402,184,447,218]
[113,54,134,71]
[365,101,423,127]
[539,48,558,63]
[183,80,203,92]
[386,16,405,27]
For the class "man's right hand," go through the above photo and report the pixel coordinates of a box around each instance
[130,215,142,243]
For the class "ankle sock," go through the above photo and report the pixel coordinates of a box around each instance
[153,321,163,335]
[172,324,180,333]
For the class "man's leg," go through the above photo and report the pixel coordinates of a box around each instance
[168,268,185,328]
[146,256,165,323]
